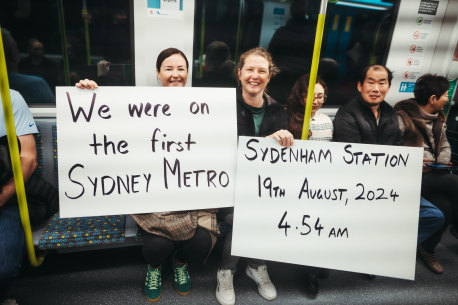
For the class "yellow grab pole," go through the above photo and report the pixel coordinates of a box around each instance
[0,28,45,267]
[301,0,329,140]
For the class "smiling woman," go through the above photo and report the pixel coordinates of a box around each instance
[215,47,294,305]
[155,48,189,87]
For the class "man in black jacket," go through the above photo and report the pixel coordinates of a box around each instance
[332,65,402,145]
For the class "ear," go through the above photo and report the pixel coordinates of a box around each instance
[428,94,437,104]
[237,68,241,81]
[357,82,362,93]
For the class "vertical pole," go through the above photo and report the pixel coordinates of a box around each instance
[301,0,329,140]
[82,0,91,66]
[58,0,71,85]
[198,1,206,79]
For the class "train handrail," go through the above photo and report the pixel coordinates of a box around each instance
[0,27,45,267]
[301,0,329,140]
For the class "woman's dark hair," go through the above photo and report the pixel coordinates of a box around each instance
[156,48,189,72]
[414,73,450,106]
[286,74,327,139]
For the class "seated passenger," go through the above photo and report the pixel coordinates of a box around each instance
[286,73,332,295]
[2,29,55,104]
[395,74,458,274]
[333,65,445,277]
[287,73,333,141]
[0,90,38,304]
[216,47,294,305]
[77,48,218,302]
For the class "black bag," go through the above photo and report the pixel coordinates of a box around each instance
[0,135,58,226]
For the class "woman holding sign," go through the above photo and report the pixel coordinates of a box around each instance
[285,73,331,295]
[76,48,219,302]
[215,47,294,305]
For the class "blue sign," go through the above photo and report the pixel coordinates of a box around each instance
[399,82,415,93]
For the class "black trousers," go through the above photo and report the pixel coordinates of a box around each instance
[219,207,265,272]
[421,171,458,252]
[142,227,212,268]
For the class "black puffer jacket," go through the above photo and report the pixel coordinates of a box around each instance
[236,88,288,137]
[332,95,403,146]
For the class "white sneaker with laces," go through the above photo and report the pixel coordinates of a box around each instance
[245,264,277,300]
[216,269,235,305]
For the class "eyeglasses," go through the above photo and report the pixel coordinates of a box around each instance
[313,94,327,103]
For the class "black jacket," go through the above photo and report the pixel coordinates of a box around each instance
[236,88,288,137]
[332,95,403,146]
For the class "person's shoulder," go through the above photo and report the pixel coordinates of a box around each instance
[335,98,358,116]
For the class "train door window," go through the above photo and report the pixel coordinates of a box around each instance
[0,0,134,106]
[192,0,399,106]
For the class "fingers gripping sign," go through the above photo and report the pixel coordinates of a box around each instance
[267,129,294,148]
[75,78,99,90]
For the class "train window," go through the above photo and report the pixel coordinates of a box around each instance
[1,0,398,108]
[192,0,399,106]
[0,0,133,106]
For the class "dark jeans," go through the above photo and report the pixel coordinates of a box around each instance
[219,207,265,272]
[142,227,212,268]
[418,196,445,244]
[0,204,24,301]
[421,172,458,252]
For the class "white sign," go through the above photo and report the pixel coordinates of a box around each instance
[56,87,237,218]
[134,0,194,86]
[147,0,184,19]
[385,0,448,102]
[232,137,423,280]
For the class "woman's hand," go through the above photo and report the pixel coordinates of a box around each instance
[75,79,98,89]
[267,129,294,148]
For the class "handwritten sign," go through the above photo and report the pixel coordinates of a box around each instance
[232,137,423,280]
[56,87,237,217]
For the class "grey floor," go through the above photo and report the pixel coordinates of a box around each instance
[8,229,458,305]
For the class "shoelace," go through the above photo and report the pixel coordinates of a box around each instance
[252,267,271,285]
[147,269,160,290]
[429,253,439,264]
[220,271,234,290]
[176,264,189,285]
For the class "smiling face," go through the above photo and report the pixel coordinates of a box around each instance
[310,83,326,116]
[357,67,390,107]
[431,91,449,113]
[156,53,188,87]
[238,54,271,98]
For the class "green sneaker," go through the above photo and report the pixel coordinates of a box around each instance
[172,259,191,295]
[144,265,162,302]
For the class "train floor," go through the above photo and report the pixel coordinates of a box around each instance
[7,228,458,305]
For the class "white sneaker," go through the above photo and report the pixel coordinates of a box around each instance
[216,269,235,305]
[245,264,277,300]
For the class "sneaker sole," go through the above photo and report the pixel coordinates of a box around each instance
[175,287,191,296]
[245,267,277,301]
[145,292,162,302]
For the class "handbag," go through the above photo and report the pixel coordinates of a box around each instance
[0,135,58,226]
